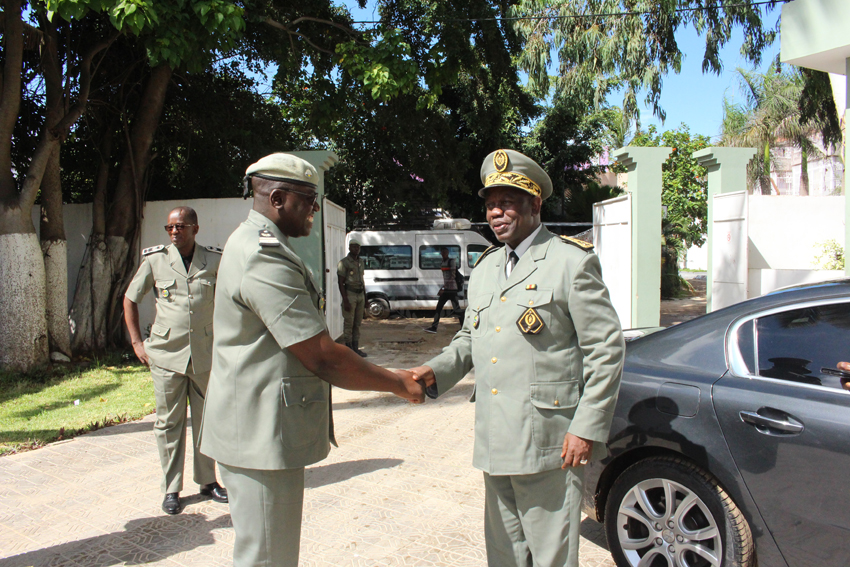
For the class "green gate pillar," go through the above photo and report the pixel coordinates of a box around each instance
[693,147,756,311]
[287,150,339,294]
[614,147,671,328]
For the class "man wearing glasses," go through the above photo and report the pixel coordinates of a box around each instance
[124,206,228,515]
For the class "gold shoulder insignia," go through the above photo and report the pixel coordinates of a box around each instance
[142,244,166,256]
[259,229,280,247]
[205,245,223,254]
[473,245,502,268]
[558,235,594,251]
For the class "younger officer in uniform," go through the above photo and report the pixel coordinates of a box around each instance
[124,206,228,515]
[408,150,625,567]
[200,153,425,567]
[337,239,367,356]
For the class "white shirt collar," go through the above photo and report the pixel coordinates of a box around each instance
[506,223,543,261]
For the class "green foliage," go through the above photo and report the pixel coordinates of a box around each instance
[46,0,245,70]
[510,0,779,123]
[813,240,845,271]
[631,125,710,248]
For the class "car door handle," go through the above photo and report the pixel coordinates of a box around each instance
[739,410,804,433]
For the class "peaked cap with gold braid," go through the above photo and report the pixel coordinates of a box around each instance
[478,149,553,200]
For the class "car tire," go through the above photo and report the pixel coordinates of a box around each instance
[367,297,391,319]
[605,456,753,567]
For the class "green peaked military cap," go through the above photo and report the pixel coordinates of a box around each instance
[245,153,318,189]
[478,149,553,200]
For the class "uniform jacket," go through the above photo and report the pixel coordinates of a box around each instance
[426,227,625,475]
[337,255,365,292]
[200,210,333,470]
[125,243,221,374]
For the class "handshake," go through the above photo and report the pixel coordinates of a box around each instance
[390,366,436,404]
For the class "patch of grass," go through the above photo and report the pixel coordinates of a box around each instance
[0,353,155,456]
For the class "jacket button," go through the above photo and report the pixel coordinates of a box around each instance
[189,329,194,333]
[189,311,194,315]
[500,296,507,302]
[491,357,497,363]
[528,300,534,306]
[491,388,498,395]
[301,395,306,403]
[188,295,193,299]
[554,400,560,406]
[495,326,501,332]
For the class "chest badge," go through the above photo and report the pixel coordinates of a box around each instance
[525,284,537,290]
[319,297,325,310]
[472,314,480,329]
[161,289,170,298]
[517,307,544,335]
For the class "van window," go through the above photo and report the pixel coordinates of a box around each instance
[419,246,461,269]
[360,245,412,270]
[467,244,489,268]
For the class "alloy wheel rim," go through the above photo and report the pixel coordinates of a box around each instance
[616,478,721,567]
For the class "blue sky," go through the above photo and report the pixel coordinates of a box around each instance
[343,2,783,142]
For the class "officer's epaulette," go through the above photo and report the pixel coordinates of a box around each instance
[473,245,502,268]
[205,245,223,254]
[142,244,166,256]
[259,229,279,247]
[558,235,594,252]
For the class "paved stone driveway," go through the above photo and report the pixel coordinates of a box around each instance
[0,320,617,567]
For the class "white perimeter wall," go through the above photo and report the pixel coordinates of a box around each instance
[34,198,328,341]
[593,194,632,328]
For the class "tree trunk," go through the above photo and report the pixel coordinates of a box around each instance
[0,207,49,371]
[39,16,71,358]
[71,63,173,352]
[799,145,809,196]
[761,143,772,195]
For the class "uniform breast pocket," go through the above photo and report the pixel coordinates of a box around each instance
[514,289,554,335]
[155,279,176,302]
[199,277,216,302]
[529,381,579,449]
[469,293,493,336]
[280,376,328,449]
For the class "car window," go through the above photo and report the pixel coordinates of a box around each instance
[735,319,756,375]
[360,245,412,270]
[467,244,489,268]
[419,245,460,270]
[753,302,850,390]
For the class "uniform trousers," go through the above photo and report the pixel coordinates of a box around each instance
[484,466,585,567]
[150,363,216,493]
[219,464,305,567]
[343,289,365,343]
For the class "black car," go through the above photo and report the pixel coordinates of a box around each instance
[584,280,850,567]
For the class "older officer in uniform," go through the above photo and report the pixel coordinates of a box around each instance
[337,238,367,356]
[124,206,228,515]
[200,153,425,567]
[409,149,625,567]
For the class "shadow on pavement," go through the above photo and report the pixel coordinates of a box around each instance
[0,514,229,567]
[306,458,403,489]
[580,516,609,550]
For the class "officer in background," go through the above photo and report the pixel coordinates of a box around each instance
[408,149,625,567]
[337,239,367,356]
[200,153,425,567]
[124,206,228,515]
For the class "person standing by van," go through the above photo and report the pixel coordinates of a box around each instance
[424,247,465,333]
[338,239,367,356]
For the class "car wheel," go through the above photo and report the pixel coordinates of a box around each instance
[605,456,753,567]
[367,297,391,319]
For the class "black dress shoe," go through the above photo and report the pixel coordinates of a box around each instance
[200,482,228,503]
[162,493,182,515]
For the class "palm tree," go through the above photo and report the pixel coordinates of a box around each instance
[721,65,824,196]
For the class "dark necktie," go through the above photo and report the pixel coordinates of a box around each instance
[508,251,519,277]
